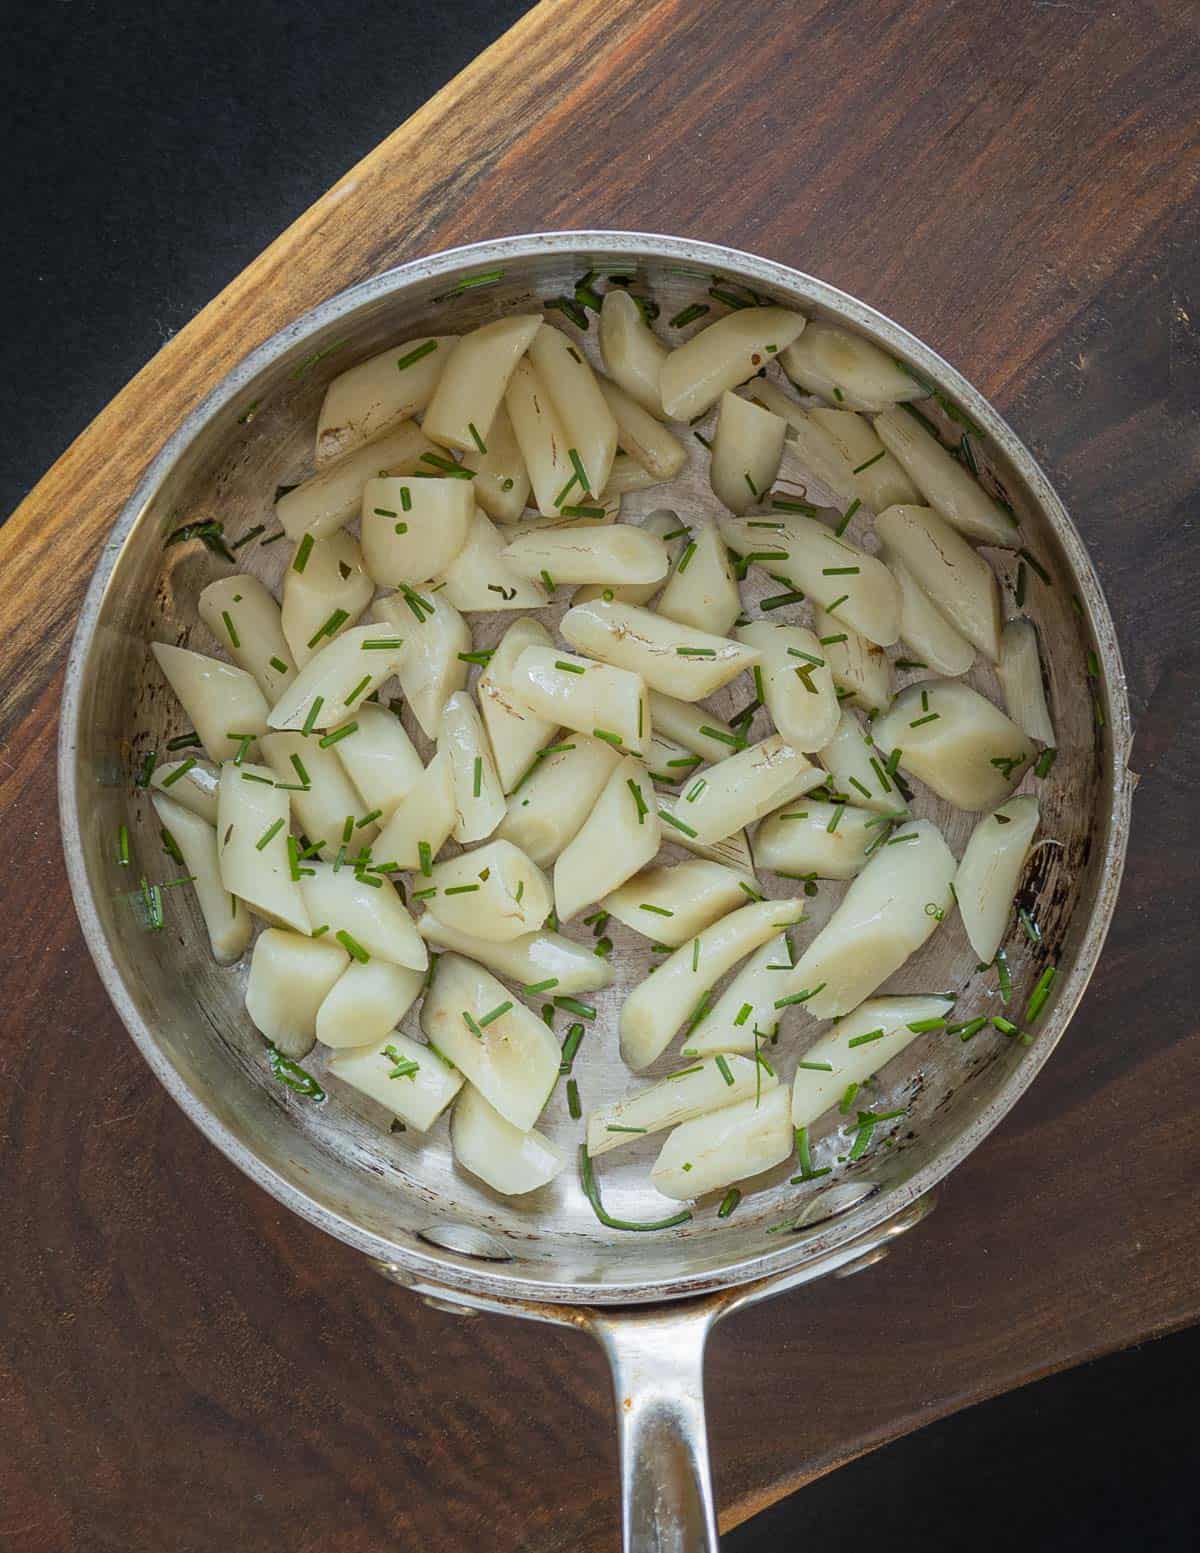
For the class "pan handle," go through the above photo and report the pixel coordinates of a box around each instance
[591,1303,720,1553]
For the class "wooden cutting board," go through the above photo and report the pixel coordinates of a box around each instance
[1,1,1197,1548]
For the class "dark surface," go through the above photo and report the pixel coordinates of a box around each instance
[1,1,1198,1550]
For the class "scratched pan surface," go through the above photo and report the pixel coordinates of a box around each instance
[59,233,1131,1305]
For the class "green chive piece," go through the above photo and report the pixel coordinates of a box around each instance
[834,500,861,537]
[659,809,697,838]
[555,996,596,1020]
[1025,965,1056,1023]
[479,1001,512,1027]
[593,728,623,747]
[318,721,356,748]
[566,1078,582,1119]
[472,756,482,798]
[160,757,196,788]
[292,533,314,573]
[255,818,284,852]
[468,421,487,454]
[344,674,372,707]
[568,448,591,492]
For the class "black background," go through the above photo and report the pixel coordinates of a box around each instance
[2,1,1194,1547]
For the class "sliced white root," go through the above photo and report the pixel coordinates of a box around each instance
[660,307,807,421]
[884,550,975,678]
[874,409,1016,546]
[680,735,822,845]
[245,929,348,1058]
[620,898,804,1070]
[587,1055,768,1158]
[997,618,1056,745]
[329,703,423,820]
[786,818,955,1019]
[791,994,958,1129]
[508,645,648,756]
[372,748,456,870]
[375,588,468,741]
[646,728,703,785]
[528,322,618,498]
[817,708,906,816]
[421,953,560,1130]
[710,391,786,515]
[462,402,531,522]
[441,691,506,843]
[266,626,407,732]
[604,454,672,497]
[217,761,310,934]
[478,619,558,792]
[685,932,797,1057]
[315,958,424,1049]
[511,492,620,531]
[597,376,686,480]
[656,521,741,638]
[955,794,1040,963]
[328,1031,462,1131]
[422,314,543,453]
[436,508,548,612]
[754,797,878,881]
[151,643,269,764]
[656,793,756,877]
[875,504,1001,661]
[780,321,923,411]
[152,757,220,825]
[572,509,685,607]
[810,607,891,713]
[418,914,615,995]
[315,336,457,465]
[502,524,669,586]
[198,574,296,702]
[746,382,856,502]
[736,622,840,751]
[807,407,920,511]
[425,839,552,943]
[451,1084,567,1195]
[299,862,426,970]
[873,679,1036,811]
[260,730,377,855]
[599,288,670,417]
[281,529,374,669]
[151,793,251,963]
[602,858,751,947]
[495,736,621,867]
[553,755,660,921]
[647,692,740,763]
[720,512,900,647]
[277,422,436,542]
[652,1085,791,1201]
[560,597,758,699]
[503,355,574,517]
[359,475,474,587]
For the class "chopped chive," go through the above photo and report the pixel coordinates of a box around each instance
[555,996,596,1020]
[852,451,886,474]
[566,1079,582,1119]
[292,533,314,573]
[819,633,848,646]
[266,1042,326,1101]
[160,757,196,788]
[472,756,483,798]
[467,421,487,454]
[1018,907,1042,945]
[771,497,819,514]
[163,518,235,561]
[1015,560,1028,607]
[659,809,697,838]
[336,930,369,963]
[626,778,649,823]
[761,590,806,611]
[560,504,605,519]
[318,721,356,748]
[593,728,623,747]
[606,1125,648,1135]
[578,1146,693,1231]
[1034,747,1057,779]
[834,500,861,537]
[717,1188,742,1218]
[774,984,825,1008]
[885,747,903,776]
[356,810,382,829]
[568,448,591,492]
[444,884,480,895]
[708,285,750,310]
[796,1060,835,1072]
[826,803,845,833]
[306,608,349,648]
[547,294,589,329]
[395,339,438,372]
[342,816,355,845]
[1019,548,1052,584]
[692,938,700,973]
[639,903,674,917]
[715,1055,737,1086]
[848,777,872,801]
[894,657,926,670]
[462,1010,485,1039]
[676,540,698,574]
[676,646,716,658]
[698,725,746,749]
[344,674,372,707]
[300,696,324,736]
[558,1021,585,1073]
[847,1027,886,1048]
[907,1017,947,1034]
[992,1015,1020,1036]
[669,302,710,328]
[668,1065,705,1081]
[838,1082,859,1113]
[361,637,404,651]
[1025,965,1056,1023]
[825,593,850,613]
[732,1002,753,1027]
[909,712,940,728]
[952,1016,988,1043]
[478,1001,513,1028]
[555,658,585,675]
[553,470,580,508]
[832,387,844,401]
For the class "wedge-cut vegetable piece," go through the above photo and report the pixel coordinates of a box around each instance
[478,619,558,792]
[554,755,660,921]
[808,407,920,511]
[597,376,686,480]
[425,839,551,943]
[656,793,756,877]
[328,1031,462,1130]
[436,508,549,612]
[873,679,1035,811]
[599,288,670,417]
[299,861,426,970]
[503,524,669,586]
[452,1086,567,1195]
[528,322,619,498]
[603,454,671,497]
[329,703,423,819]
[277,422,436,541]
[681,736,822,845]
[151,643,269,764]
[281,529,373,669]
[602,859,749,947]
[217,760,310,934]
[810,606,891,713]
[199,575,296,701]
[360,475,474,587]
[686,934,794,1057]
[374,588,468,741]
[572,510,684,607]
[316,336,457,465]
[315,959,424,1049]
[151,792,251,963]
[462,402,530,522]
[245,928,348,1057]
[647,728,701,784]
[266,626,406,732]
[736,622,840,751]
[495,736,622,866]
[647,692,740,762]
[417,914,615,995]
[746,381,856,502]
[421,953,560,1130]
[875,504,1001,660]
[660,307,807,421]
[441,691,505,843]
[372,748,456,870]
[151,757,219,825]
[508,645,649,756]
[423,314,542,453]
[709,391,786,515]
[884,549,975,678]
[781,322,924,412]
[754,798,877,880]
[656,521,741,638]
[503,355,574,517]
[997,618,1055,745]
[261,730,377,855]
[955,794,1040,963]
[587,1055,769,1157]
[560,596,758,700]
[791,995,957,1129]
[785,819,954,1018]
[817,708,905,816]
[652,1086,791,1200]
[620,898,804,1069]
[875,408,1015,546]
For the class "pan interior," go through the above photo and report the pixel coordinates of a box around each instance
[62,235,1125,1303]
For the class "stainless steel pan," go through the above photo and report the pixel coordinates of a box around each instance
[59,233,1132,1551]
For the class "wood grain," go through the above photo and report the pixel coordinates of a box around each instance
[1,0,1198,1548]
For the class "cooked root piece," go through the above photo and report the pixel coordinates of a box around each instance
[735,622,840,751]
[495,736,622,867]
[651,1085,791,1201]
[997,618,1055,745]
[441,690,506,844]
[371,748,456,871]
[680,735,823,845]
[954,794,1040,963]
[602,858,750,947]
[709,391,786,515]
[809,607,891,714]
[599,288,670,417]
[375,588,469,742]
[874,409,1016,546]
[245,929,349,1057]
[452,1085,568,1195]
[316,336,457,465]
[873,680,1036,811]
[572,510,687,607]
[528,322,619,498]
[199,575,296,702]
[817,708,907,817]
[559,597,759,699]
[217,761,310,934]
[151,792,251,964]
[647,692,741,764]
[875,504,1001,661]
[660,306,807,421]
[508,645,649,757]
[151,757,220,825]
[587,1055,768,1157]
[282,529,373,669]
[502,524,670,587]
[424,839,552,943]
[656,793,756,878]
[299,862,427,971]
[359,475,474,587]
[780,321,925,412]
[151,644,269,764]
[597,376,686,480]
[422,314,542,453]
[685,931,799,1058]
[328,1031,463,1131]
[329,703,423,820]
[478,619,558,793]
[277,423,436,542]
[462,403,531,522]
[260,729,378,856]
[807,407,920,510]
[315,958,424,1049]
[553,755,660,922]
[884,550,976,678]
[656,521,741,638]
[266,626,407,733]
[754,797,878,881]
[417,914,615,995]
[436,509,549,612]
